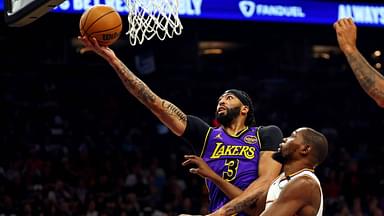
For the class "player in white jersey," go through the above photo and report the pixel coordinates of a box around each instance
[261,127,328,216]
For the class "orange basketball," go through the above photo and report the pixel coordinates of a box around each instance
[79,5,122,46]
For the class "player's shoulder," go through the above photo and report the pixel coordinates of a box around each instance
[278,174,320,204]
[259,125,282,131]
[258,125,283,135]
[187,115,210,127]
[289,174,319,191]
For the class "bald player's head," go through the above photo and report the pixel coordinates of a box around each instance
[273,127,328,167]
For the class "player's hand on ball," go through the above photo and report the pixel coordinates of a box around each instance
[78,36,116,61]
[78,36,98,54]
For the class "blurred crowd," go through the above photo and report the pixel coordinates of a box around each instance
[0,59,384,216]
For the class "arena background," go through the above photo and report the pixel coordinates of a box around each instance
[1,0,384,215]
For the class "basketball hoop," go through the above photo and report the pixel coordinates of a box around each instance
[126,0,183,46]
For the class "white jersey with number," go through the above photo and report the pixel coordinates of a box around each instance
[265,169,323,216]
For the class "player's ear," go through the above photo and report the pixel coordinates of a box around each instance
[300,144,311,155]
[241,105,249,115]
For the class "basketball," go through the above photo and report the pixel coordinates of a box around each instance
[79,5,122,46]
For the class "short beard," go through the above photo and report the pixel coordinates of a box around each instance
[272,151,287,164]
[216,107,241,127]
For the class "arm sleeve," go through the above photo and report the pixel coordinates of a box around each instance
[259,125,283,151]
[181,115,210,153]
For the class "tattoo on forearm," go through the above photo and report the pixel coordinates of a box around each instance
[137,81,156,103]
[162,101,187,122]
[115,61,156,105]
[346,52,384,101]
[225,196,255,215]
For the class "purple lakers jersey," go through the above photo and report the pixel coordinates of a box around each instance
[200,126,261,214]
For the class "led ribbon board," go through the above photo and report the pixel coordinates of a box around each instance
[2,0,384,27]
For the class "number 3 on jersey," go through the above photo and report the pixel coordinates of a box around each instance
[223,159,240,181]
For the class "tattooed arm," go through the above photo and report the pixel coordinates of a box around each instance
[79,36,187,136]
[344,51,384,107]
[334,18,384,107]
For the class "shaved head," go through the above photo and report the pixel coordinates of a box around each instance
[300,128,328,166]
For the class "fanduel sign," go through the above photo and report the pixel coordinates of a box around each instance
[234,0,384,27]
[239,1,305,18]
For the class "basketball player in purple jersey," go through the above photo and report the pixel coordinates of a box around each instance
[182,89,283,215]
[78,36,283,215]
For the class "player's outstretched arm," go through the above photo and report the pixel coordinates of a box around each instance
[78,36,187,136]
[260,176,320,216]
[334,18,384,108]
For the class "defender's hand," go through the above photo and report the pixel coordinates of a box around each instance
[182,155,216,179]
[333,18,358,55]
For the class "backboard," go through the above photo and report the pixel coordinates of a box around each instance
[3,0,65,26]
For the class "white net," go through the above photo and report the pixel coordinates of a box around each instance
[126,0,183,46]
